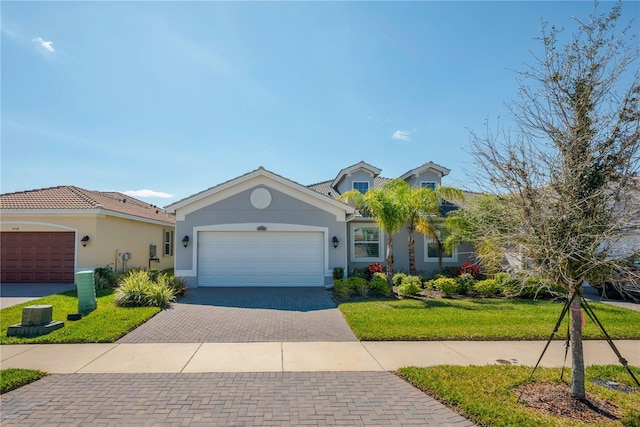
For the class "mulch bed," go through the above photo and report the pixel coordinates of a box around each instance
[515,382,621,424]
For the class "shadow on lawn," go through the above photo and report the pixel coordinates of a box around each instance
[411,297,563,311]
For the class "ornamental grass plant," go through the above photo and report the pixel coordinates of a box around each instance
[115,270,176,308]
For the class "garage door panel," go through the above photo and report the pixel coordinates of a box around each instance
[1,232,75,283]
[198,231,324,287]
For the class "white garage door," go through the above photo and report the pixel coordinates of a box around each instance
[198,231,325,286]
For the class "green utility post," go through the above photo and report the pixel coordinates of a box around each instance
[76,270,97,313]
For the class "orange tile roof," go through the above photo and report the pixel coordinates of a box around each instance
[0,186,175,224]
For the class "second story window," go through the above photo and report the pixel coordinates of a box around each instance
[353,181,369,194]
[420,181,437,190]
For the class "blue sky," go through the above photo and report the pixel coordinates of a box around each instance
[2,1,638,207]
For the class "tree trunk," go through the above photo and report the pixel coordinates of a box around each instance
[408,228,416,276]
[570,288,586,400]
[386,235,394,286]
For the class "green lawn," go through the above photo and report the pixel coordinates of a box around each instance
[338,298,640,340]
[397,365,640,427]
[1,369,48,394]
[1,290,160,344]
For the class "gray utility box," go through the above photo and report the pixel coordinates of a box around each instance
[21,304,53,325]
[7,304,64,337]
[76,270,97,313]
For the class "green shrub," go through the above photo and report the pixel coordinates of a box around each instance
[398,281,421,296]
[348,277,369,297]
[392,273,407,286]
[416,273,429,284]
[94,267,118,290]
[371,272,387,282]
[144,283,175,308]
[402,275,423,288]
[549,284,568,296]
[333,267,344,280]
[433,277,458,296]
[147,269,161,282]
[502,275,549,299]
[115,270,175,308]
[455,273,475,295]
[349,268,368,279]
[474,279,501,297]
[369,277,392,297]
[496,272,521,297]
[334,279,353,299]
[440,267,459,278]
[157,273,188,297]
[115,271,152,307]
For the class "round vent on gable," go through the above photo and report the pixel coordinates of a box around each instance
[250,188,272,209]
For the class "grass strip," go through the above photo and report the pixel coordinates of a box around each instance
[339,298,640,340]
[1,289,160,344]
[1,369,48,394]
[397,365,640,427]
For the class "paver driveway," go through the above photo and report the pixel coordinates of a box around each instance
[118,287,358,343]
[0,371,476,426]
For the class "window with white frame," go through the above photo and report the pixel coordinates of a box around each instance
[352,225,381,260]
[352,181,369,194]
[424,229,456,262]
[420,181,437,190]
[163,230,174,256]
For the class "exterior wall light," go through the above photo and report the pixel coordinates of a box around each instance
[182,235,190,248]
[81,235,90,247]
[332,236,339,249]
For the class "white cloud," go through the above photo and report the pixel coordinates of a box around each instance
[123,189,174,199]
[392,130,412,141]
[32,37,54,52]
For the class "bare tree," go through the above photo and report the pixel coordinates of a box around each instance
[466,2,639,400]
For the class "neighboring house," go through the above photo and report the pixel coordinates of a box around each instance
[166,161,474,288]
[0,186,175,283]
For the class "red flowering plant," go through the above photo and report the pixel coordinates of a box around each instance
[459,262,481,278]
[368,262,384,274]
[366,262,384,280]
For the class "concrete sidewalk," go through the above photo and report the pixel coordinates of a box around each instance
[2,340,638,374]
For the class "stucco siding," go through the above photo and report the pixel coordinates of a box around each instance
[404,170,441,188]
[335,170,375,195]
[175,185,348,286]
[346,221,474,277]
[96,216,174,272]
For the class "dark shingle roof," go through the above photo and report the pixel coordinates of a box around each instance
[307,177,392,199]
[0,186,175,224]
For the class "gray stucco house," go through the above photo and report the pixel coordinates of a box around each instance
[166,161,474,288]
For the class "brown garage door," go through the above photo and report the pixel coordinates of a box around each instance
[1,232,75,283]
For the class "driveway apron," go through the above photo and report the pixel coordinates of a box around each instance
[0,283,76,309]
[118,287,358,343]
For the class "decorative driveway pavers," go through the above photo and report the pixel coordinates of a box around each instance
[0,371,476,426]
[118,287,358,343]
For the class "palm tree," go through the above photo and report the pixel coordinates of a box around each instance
[340,179,409,285]
[408,185,464,274]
